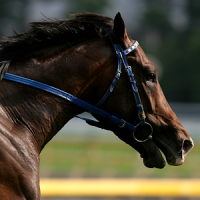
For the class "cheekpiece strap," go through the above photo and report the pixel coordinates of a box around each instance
[97,33,146,125]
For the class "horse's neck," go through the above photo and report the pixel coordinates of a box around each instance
[0,38,115,152]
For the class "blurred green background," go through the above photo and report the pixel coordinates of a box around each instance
[1,0,200,179]
[40,134,200,179]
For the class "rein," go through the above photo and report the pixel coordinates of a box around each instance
[2,35,153,143]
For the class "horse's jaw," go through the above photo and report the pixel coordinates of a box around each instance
[85,116,193,169]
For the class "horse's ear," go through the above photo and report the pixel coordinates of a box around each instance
[113,12,129,42]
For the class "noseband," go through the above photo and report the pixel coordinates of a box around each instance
[2,34,153,143]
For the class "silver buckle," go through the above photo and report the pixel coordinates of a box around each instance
[132,122,153,143]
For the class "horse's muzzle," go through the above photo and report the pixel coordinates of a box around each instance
[167,138,194,166]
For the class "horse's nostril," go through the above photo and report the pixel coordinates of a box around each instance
[183,139,194,155]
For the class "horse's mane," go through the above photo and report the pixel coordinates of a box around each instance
[0,13,113,63]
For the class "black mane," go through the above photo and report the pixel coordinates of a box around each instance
[0,13,113,63]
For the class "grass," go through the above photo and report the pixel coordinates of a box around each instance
[40,134,200,178]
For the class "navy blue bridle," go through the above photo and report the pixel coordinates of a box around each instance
[2,34,153,143]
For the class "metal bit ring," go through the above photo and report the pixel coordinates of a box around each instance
[132,122,153,143]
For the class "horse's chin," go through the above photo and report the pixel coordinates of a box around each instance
[139,139,166,169]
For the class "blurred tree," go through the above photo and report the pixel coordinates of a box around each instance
[0,0,29,39]
[160,0,200,102]
[135,0,200,102]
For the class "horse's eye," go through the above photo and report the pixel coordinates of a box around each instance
[145,73,156,82]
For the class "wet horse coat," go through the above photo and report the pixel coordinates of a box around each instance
[0,13,193,199]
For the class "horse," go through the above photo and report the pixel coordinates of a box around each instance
[0,12,193,199]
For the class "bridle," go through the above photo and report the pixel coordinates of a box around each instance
[96,33,153,142]
[2,33,153,143]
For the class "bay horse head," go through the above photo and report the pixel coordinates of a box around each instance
[0,12,193,199]
[86,13,194,169]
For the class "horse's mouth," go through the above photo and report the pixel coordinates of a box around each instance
[139,138,185,169]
